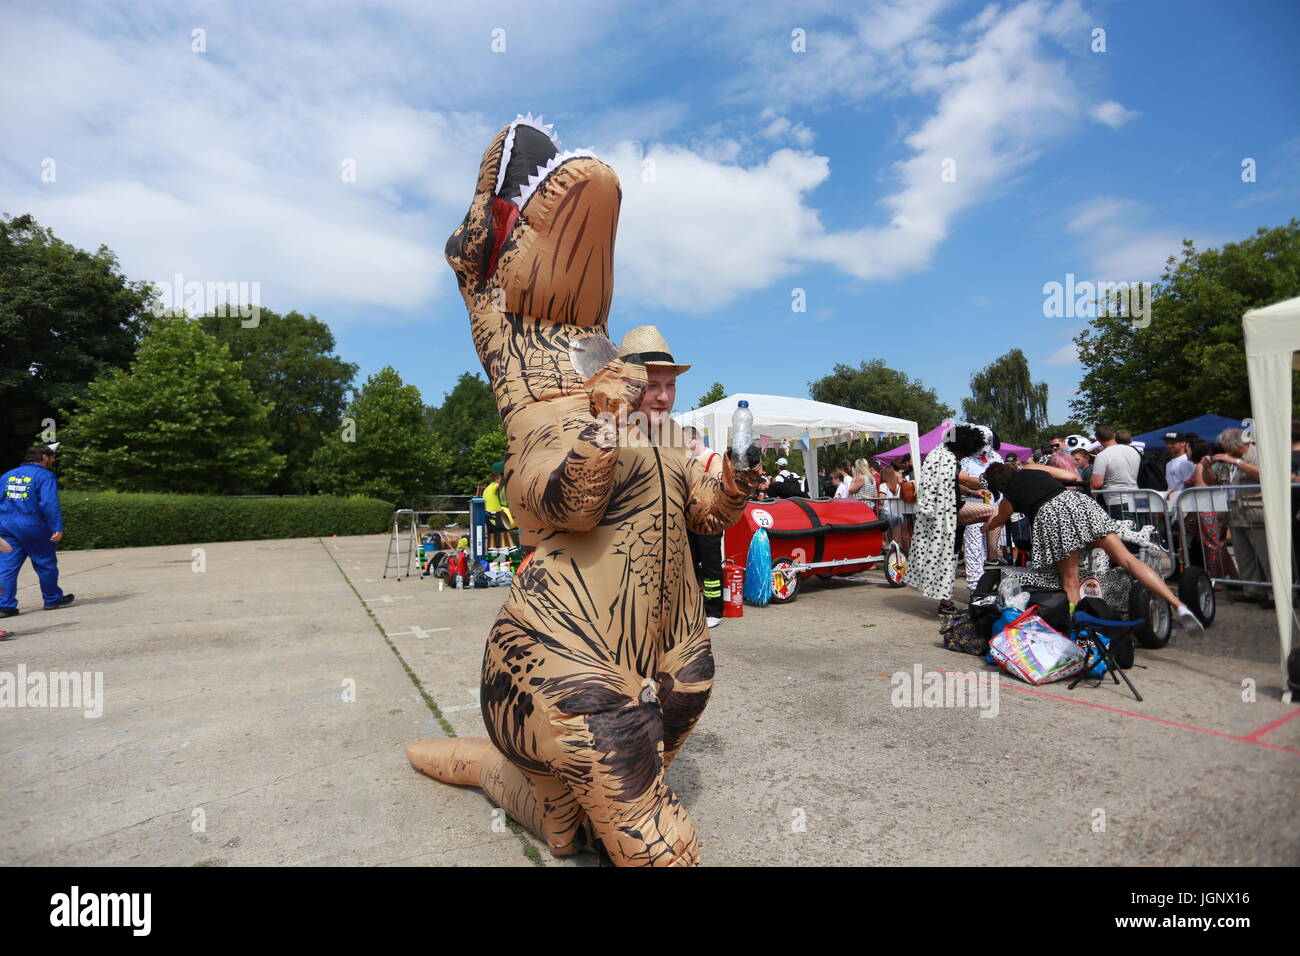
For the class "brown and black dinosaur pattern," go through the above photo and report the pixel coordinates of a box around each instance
[408,117,759,866]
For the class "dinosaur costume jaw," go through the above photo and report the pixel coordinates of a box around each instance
[446,114,623,417]
[446,113,619,328]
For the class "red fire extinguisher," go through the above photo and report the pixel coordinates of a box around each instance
[723,561,744,618]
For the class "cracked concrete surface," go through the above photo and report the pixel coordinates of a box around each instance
[0,534,541,866]
[3,532,1297,866]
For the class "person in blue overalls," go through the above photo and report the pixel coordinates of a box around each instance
[0,444,74,616]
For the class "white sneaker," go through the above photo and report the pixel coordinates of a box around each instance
[1175,605,1204,636]
[706,617,721,628]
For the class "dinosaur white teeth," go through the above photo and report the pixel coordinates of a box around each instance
[496,113,565,197]
[512,149,597,209]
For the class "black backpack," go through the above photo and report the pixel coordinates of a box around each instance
[769,475,810,499]
[1138,448,1168,491]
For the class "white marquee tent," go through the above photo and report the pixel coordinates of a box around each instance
[1242,295,1300,701]
[675,393,922,493]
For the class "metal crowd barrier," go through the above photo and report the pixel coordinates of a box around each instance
[1087,486,1177,556]
[861,495,912,551]
[1167,483,1299,594]
[404,494,472,528]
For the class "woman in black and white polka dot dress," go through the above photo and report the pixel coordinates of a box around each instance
[981,461,1202,634]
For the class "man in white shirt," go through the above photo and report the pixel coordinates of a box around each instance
[1090,424,1142,513]
[1164,431,1197,492]
[773,457,805,495]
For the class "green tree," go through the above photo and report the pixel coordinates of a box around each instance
[427,372,498,457]
[468,426,508,486]
[0,213,152,464]
[311,366,445,503]
[809,359,954,431]
[695,381,727,409]
[960,348,1050,446]
[1072,221,1300,431]
[198,308,357,493]
[58,318,284,493]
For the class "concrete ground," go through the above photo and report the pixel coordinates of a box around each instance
[1,533,1296,866]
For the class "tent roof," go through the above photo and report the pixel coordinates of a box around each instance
[1243,294,1300,368]
[675,393,917,440]
[1131,414,1243,449]
[874,422,1032,463]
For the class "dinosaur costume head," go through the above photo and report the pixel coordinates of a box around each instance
[446,114,622,419]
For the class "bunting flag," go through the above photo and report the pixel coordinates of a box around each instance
[759,436,771,451]
[799,431,811,450]
[780,438,791,453]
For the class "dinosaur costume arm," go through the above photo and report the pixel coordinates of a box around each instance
[685,453,761,536]
[503,358,645,533]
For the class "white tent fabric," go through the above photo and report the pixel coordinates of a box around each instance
[674,393,922,494]
[1241,294,1300,702]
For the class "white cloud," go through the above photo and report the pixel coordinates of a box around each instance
[805,0,1091,280]
[1090,101,1142,128]
[0,3,624,317]
[1067,198,1192,281]
[0,0,1125,321]
[759,113,816,147]
[604,143,831,311]
[1043,341,1079,366]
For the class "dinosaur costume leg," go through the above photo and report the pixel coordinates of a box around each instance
[406,115,758,866]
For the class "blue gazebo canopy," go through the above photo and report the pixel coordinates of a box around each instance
[1131,414,1243,448]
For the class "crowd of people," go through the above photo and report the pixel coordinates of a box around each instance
[891,418,1300,623]
[903,423,1205,633]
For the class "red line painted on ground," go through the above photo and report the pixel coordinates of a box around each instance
[936,669,1300,758]
[1241,705,1300,742]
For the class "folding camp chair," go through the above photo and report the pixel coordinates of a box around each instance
[1068,610,1144,702]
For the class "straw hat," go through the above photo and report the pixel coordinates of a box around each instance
[617,325,690,374]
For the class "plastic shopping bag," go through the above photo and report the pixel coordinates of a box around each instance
[988,606,1087,685]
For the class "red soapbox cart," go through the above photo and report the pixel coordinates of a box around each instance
[723,498,906,603]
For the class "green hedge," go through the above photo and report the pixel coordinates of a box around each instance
[58,492,394,550]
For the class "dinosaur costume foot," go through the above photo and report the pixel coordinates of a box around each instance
[406,735,698,865]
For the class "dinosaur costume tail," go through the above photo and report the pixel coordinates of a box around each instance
[407,737,590,857]
[406,737,489,787]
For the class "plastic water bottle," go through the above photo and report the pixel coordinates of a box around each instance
[731,400,752,467]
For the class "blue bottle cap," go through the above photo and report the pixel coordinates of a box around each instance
[737,400,749,408]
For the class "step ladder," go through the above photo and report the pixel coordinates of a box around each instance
[382,509,419,580]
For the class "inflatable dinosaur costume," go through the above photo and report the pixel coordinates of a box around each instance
[407,115,759,866]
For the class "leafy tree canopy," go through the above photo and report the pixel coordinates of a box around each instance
[311,366,445,504]
[58,318,283,493]
[1072,220,1300,431]
[695,381,727,409]
[198,308,357,493]
[809,359,954,432]
[0,213,152,465]
[960,348,1050,447]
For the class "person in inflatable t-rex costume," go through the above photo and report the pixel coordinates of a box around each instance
[406,115,760,866]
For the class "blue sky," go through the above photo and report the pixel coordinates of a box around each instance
[2,0,1297,425]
